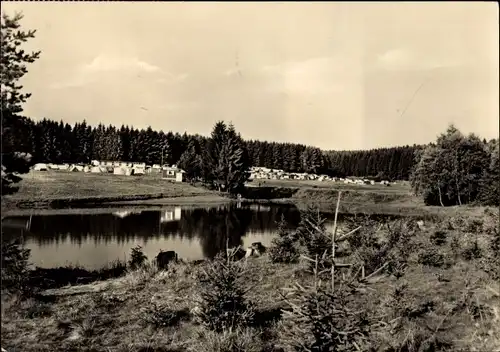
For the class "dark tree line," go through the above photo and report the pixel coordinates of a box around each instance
[8,117,200,167]
[7,115,423,181]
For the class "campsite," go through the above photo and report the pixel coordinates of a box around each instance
[2,162,489,222]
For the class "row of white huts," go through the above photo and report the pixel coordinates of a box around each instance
[249,167,392,186]
[31,160,184,182]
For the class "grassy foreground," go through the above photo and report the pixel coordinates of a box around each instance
[2,209,499,352]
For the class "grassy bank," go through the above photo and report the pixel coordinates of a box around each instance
[2,210,499,351]
[1,171,492,220]
[242,180,488,219]
[1,171,225,215]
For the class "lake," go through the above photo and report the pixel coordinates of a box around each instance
[2,204,347,270]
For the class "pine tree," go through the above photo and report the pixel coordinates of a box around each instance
[60,123,73,163]
[1,12,41,194]
[203,121,250,193]
[478,139,499,205]
[92,124,106,160]
[118,125,129,161]
[177,139,202,181]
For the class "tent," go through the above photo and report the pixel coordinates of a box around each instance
[69,165,84,172]
[113,167,132,176]
[33,163,48,171]
[131,167,145,176]
[131,162,146,169]
[90,166,105,173]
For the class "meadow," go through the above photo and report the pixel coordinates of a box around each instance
[1,171,223,215]
[1,171,487,221]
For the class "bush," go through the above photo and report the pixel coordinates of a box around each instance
[418,248,446,268]
[450,235,461,259]
[430,230,448,246]
[465,219,484,233]
[269,215,300,264]
[280,266,374,351]
[348,218,417,278]
[462,241,482,261]
[1,239,32,296]
[128,245,148,270]
[140,302,189,328]
[294,206,332,270]
[195,253,255,332]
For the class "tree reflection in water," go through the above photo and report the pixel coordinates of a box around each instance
[1,204,307,264]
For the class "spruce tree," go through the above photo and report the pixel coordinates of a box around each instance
[1,13,41,194]
[178,139,202,181]
[203,121,250,193]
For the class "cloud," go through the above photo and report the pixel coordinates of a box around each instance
[224,68,241,77]
[156,73,189,84]
[157,101,199,111]
[49,73,92,89]
[262,57,337,75]
[375,48,463,71]
[261,56,354,95]
[83,54,161,73]
[377,48,411,67]
[50,54,188,89]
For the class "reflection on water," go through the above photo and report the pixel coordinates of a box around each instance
[2,204,318,270]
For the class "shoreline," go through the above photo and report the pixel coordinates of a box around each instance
[1,194,230,218]
[2,193,489,220]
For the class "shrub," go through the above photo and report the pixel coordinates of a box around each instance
[140,302,189,328]
[128,245,148,270]
[25,301,53,319]
[294,206,333,270]
[269,215,300,264]
[450,235,461,259]
[348,218,417,278]
[465,219,484,233]
[280,262,375,352]
[490,225,500,255]
[195,253,255,332]
[462,241,482,261]
[482,212,500,279]
[1,239,32,296]
[418,248,446,268]
[430,230,448,246]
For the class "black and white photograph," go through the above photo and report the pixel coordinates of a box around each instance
[1,2,499,351]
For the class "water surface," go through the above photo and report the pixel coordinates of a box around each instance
[3,204,335,269]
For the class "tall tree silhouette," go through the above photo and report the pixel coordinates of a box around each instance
[1,12,41,194]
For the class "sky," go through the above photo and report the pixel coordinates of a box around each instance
[2,2,499,150]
